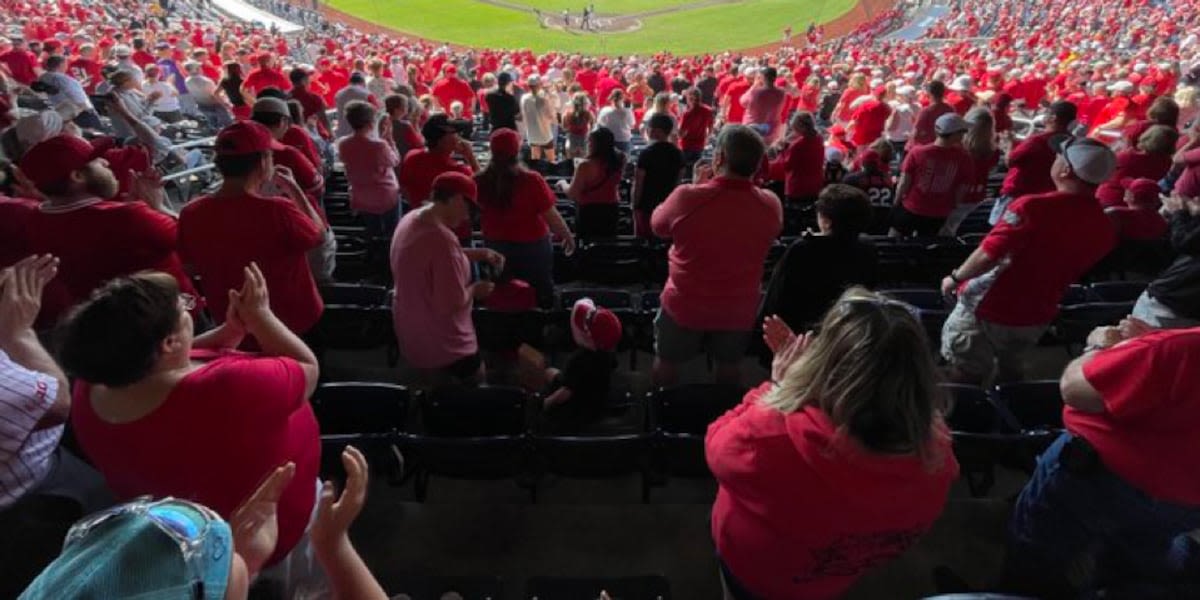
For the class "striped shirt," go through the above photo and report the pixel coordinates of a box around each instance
[0,350,62,509]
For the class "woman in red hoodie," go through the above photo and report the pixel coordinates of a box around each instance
[706,288,959,599]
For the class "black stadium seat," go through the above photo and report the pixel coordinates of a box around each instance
[650,384,746,479]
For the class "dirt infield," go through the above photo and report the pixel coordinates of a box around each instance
[319,0,897,55]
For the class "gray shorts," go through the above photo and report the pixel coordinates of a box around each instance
[940,302,1046,383]
[654,309,751,364]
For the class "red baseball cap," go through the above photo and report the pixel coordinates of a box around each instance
[489,128,522,160]
[19,135,107,192]
[570,298,623,352]
[1122,177,1161,208]
[431,171,477,202]
[214,121,285,156]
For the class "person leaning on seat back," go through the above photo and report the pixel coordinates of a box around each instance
[20,446,388,600]
[707,288,958,600]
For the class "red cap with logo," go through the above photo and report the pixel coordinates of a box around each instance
[18,135,107,192]
[214,121,285,156]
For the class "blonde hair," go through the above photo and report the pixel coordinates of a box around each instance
[1174,86,1197,109]
[963,107,996,160]
[848,72,868,92]
[763,288,948,464]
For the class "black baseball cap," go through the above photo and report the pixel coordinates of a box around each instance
[422,113,473,147]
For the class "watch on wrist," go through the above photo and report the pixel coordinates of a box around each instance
[949,270,962,284]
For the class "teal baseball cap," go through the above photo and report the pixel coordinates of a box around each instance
[20,497,234,600]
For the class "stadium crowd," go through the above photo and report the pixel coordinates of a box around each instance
[2,0,1200,596]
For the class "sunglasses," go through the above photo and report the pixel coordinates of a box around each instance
[65,497,222,598]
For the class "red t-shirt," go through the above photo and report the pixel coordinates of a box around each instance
[964,149,1002,204]
[431,77,475,119]
[1106,206,1168,240]
[899,144,974,218]
[850,99,892,147]
[774,133,825,199]
[178,193,324,334]
[71,350,320,566]
[724,80,752,123]
[399,148,474,238]
[243,67,292,95]
[0,197,193,327]
[707,383,958,599]
[999,131,1058,198]
[476,169,555,243]
[678,104,714,152]
[0,49,37,84]
[651,176,782,331]
[961,191,1117,326]
[1065,329,1200,505]
[282,125,323,173]
[1175,147,1200,199]
[1095,150,1172,208]
[910,102,955,146]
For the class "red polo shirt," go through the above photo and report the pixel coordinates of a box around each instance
[961,190,1117,326]
[651,176,782,331]
[1065,328,1200,505]
[899,144,974,218]
[850,98,892,146]
[772,133,825,199]
[178,193,324,334]
[476,169,555,243]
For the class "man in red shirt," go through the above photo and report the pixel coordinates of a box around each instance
[0,135,192,326]
[178,121,326,336]
[911,80,955,145]
[849,85,892,148]
[651,125,782,386]
[722,67,754,125]
[940,136,1118,384]
[430,65,474,119]
[399,114,480,240]
[891,113,975,237]
[67,43,103,93]
[243,52,291,97]
[1007,324,1200,594]
[678,87,714,164]
[288,67,333,141]
[945,75,977,115]
[0,36,39,85]
[991,100,1076,224]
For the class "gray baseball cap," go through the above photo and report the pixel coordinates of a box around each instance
[1050,135,1117,185]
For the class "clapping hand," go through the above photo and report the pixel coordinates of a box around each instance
[1118,316,1155,340]
[227,263,272,332]
[272,165,300,192]
[230,462,296,578]
[130,168,168,211]
[310,446,370,554]
[481,248,505,273]
[762,314,797,354]
[769,323,812,384]
[0,255,59,344]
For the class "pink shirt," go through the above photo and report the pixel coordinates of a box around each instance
[740,86,787,132]
[651,176,782,331]
[337,132,400,215]
[390,210,477,369]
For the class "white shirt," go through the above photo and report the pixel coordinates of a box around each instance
[0,350,62,509]
[596,105,636,143]
[40,71,93,111]
[147,80,181,113]
[886,100,916,142]
[521,91,557,145]
[186,74,221,106]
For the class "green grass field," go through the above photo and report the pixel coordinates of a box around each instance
[327,0,859,55]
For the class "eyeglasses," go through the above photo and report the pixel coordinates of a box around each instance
[64,496,222,598]
[179,293,196,311]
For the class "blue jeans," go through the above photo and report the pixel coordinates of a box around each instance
[1007,432,1200,595]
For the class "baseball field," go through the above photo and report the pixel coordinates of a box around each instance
[322,0,865,55]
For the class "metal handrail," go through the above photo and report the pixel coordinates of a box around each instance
[162,163,218,184]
